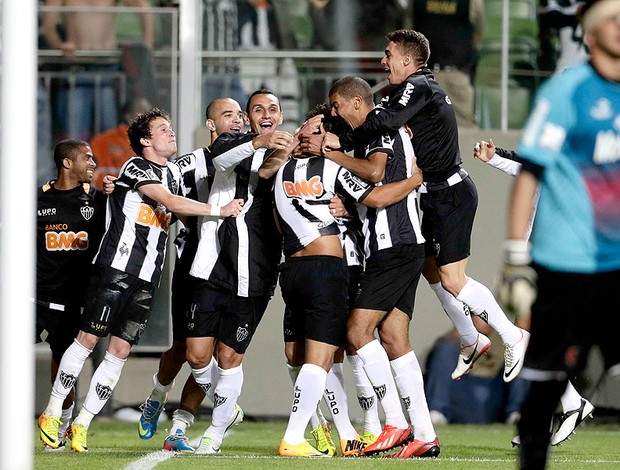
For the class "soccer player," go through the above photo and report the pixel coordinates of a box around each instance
[300,77,439,457]
[183,90,294,454]
[137,98,247,452]
[474,139,595,447]
[273,105,424,457]
[303,30,529,385]
[38,108,243,453]
[501,2,620,464]
[36,139,107,451]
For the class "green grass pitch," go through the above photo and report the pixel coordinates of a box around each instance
[34,418,620,470]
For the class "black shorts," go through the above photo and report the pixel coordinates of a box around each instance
[524,265,620,376]
[354,244,425,317]
[281,255,349,347]
[420,176,478,266]
[36,302,82,364]
[170,265,200,343]
[186,280,270,354]
[81,266,156,346]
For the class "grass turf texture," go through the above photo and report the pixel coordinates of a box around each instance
[35,419,620,469]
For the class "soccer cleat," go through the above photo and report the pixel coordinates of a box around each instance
[361,431,378,446]
[511,435,521,447]
[195,433,222,454]
[340,435,366,456]
[163,432,195,453]
[38,413,62,449]
[44,435,66,452]
[362,424,412,455]
[278,439,330,457]
[311,422,336,456]
[550,398,594,446]
[225,403,244,433]
[138,398,166,439]
[387,437,440,458]
[503,329,530,382]
[67,424,89,453]
[451,333,492,380]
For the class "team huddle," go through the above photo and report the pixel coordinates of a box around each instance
[36,2,620,466]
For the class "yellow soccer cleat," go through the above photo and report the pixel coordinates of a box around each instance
[67,424,89,453]
[279,439,330,457]
[361,431,378,446]
[311,422,336,456]
[38,413,62,449]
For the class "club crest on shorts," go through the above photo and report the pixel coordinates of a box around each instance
[236,326,249,342]
[80,205,94,220]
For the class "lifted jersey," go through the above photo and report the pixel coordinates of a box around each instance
[93,156,182,285]
[37,182,106,307]
[274,156,373,258]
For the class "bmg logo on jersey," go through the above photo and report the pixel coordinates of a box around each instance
[136,203,171,231]
[283,175,324,198]
[46,230,89,251]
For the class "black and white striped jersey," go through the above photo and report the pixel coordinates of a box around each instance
[190,132,282,297]
[172,147,215,262]
[93,156,182,286]
[354,127,424,259]
[274,156,374,258]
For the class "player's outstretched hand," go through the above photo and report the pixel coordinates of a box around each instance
[221,198,244,218]
[497,240,537,322]
[473,139,496,163]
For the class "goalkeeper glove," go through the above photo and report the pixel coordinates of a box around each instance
[497,240,537,322]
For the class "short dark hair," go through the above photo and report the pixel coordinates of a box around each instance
[53,139,89,174]
[328,76,374,107]
[245,89,279,114]
[305,103,352,137]
[127,107,171,156]
[386,29,430,66]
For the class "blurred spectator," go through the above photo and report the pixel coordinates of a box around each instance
[412,0,484,128]
[357,0,407,51]
[425,318,529,425]
[90,97,152,188]
[202,0,248,111]
[538,0,587,73]
[238,0,301,123]
[41,0,154,143]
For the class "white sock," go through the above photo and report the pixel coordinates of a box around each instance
[391,351,436,442]
[72,407,95,429]
[206,365,243,440]
[324,363,357,439]
[357,340,408,429]
[560,381,583,412]
[283,363,327,444]
[191,360,215,399]
[151,372,175,403]
[170,409,195,436]
[82,351,126,417]
[46,339,92,417]
[347,353,382,435]
[207,357,219,403]
[288,362,324,430]
[430,282,478,346]
[457,278,521,344]
[59,403,74,436]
